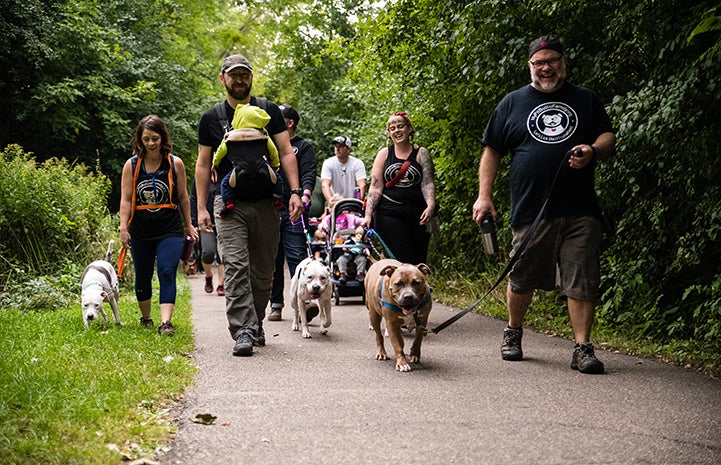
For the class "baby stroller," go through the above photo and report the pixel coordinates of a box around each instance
[327,198,367,305]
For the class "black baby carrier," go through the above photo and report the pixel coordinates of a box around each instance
[215,98,281,201]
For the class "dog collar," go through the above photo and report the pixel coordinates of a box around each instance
[378,280,432,327]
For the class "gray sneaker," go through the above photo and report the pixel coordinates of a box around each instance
[232,331,254,357]
[501,326,523,361]
[571,342,605,374]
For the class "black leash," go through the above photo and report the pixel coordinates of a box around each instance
[431,149,578,334]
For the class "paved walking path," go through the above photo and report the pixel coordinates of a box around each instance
[159,269,721,464]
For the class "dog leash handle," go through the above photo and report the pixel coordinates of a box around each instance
[117,246,127,278]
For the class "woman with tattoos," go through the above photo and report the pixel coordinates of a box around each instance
[362,112,436,264]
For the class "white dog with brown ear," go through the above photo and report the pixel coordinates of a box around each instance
[81,241,121,329]
[365,259,432,372]
[290,257,332,338]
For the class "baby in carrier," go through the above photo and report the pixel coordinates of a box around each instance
[214,104,281,217]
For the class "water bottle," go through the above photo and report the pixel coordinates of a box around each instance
[181,235,195,262]
[481,213,498,255]
[354,187,361,200]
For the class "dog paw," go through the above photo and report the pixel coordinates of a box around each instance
[302,330,312,338]
[375,352,389,361]
[409,355,420,364]
[292,323,299,331]
[320,328,328,335]
[396,362,412,372]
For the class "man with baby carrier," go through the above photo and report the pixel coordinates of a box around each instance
[472,36,616,374]
[195,54,303,357]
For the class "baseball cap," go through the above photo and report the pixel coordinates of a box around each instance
[528,36,564,59]
[221,55,253,74]
[279,104,300,125]
[332,135,352,147]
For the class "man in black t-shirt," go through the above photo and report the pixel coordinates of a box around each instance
[195,54,303,357]
[472,36,616,374]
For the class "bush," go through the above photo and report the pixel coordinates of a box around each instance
[0,144,112,294]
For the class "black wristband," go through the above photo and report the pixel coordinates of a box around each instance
[591,145,600,162]
[290,189,303,197]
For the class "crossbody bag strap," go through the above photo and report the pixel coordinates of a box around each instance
[385,147,418,189]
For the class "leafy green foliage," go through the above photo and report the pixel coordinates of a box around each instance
[0,145,111,281]
[0,0,225,209]
[597,3,721,355]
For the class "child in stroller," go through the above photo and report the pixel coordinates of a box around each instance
[336,226,369,283]
[325,197,368,303]
[311,229,327,262]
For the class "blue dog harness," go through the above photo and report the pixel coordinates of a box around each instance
[378,280,432,327]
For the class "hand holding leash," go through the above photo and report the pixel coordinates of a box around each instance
[568,147,594,169]
[288,194,303,223]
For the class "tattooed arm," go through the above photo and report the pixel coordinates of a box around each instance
[418,146,436,225]
[362,147,388,228]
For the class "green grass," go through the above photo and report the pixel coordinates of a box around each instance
[0,276,196,464]
[430,271,721,379]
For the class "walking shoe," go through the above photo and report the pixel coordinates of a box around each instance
[140,317,155,328]
[268,302,282,321]
[356,272,365,282]
[233,331,254,356]
[339,273,348,284]
[254,324,266,347]
[216,285,225,296]
[571,342,605,374]
[158,321,175,335]
[306,304,319,323]
[204,276,213,294]
[501,326,523,361]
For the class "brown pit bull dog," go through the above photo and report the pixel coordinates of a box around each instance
[364,258,432,372]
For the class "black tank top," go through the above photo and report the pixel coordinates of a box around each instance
[130,155,183,240]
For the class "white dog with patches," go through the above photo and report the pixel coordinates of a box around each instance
[81,241,121,329]
[290,257,332,338]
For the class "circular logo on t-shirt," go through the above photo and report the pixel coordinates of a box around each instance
[527,102,577,144]
[384,162,422,187]
[137,177,170,211]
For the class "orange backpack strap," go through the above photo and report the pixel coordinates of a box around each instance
[128,155,177,226]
